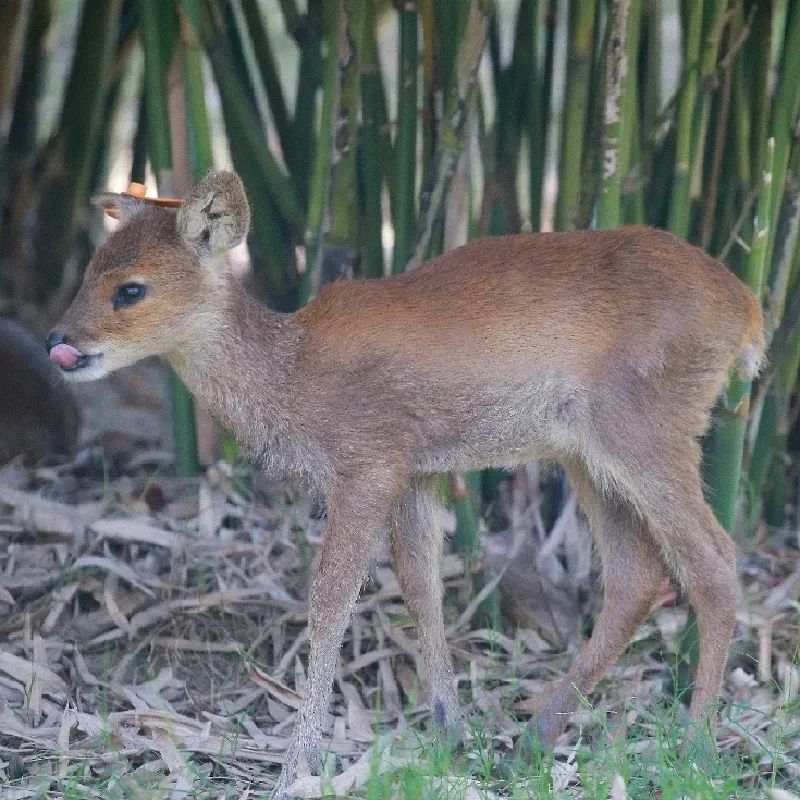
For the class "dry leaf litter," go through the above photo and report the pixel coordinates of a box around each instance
[0,447,797,798]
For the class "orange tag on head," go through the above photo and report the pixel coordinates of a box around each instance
[105,182,184,219]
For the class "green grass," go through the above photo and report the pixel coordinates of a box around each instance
[6,684,799,799]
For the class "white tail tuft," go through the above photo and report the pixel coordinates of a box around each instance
[739,343,764,380]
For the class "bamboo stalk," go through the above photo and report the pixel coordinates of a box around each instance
[420,0,438,190]
[300,0,340,302]
[130,85,148,185]
[699,3,737,250]
[529,0,554,232]
[180,0,213,181]
[642,0,662,149]
[746,141,800,516]
[554,0,596,230]
[200,1,299,310]
[392,0,420,273]
[325,0,365,283]
[140,0,199,477]
[239,0,296,185]
[360,0,386,278]
[764,1,800,271]
[596,0,632,229]
[706,137,775,532]
[289,0,322,205]
[687,0,728,235]
[483,0,532,236]
[204,47,304,233]
[0,0,51,250]
[667,0,703,238]
[34,0,122,297]
[575,2,610,230]
[619,0,643,224]
[408,0,490,268]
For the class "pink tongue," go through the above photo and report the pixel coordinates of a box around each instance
[49,343,83,369]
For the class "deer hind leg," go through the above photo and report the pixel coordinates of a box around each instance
[271,475,403,800]
[611,447,740,731]
[388,478,460,735]
[526,459,670,750]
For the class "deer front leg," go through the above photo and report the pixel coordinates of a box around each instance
[270,476,402,800]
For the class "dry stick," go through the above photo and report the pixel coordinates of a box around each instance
[406,0,490,270]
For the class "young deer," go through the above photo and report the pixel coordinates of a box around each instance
[48,171,763,797]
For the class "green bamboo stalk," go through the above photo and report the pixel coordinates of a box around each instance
[764,1,800,272]
[32,0,122,298]
[326,0,364,279]
[203,47,304,232]
[764,139,800,341]
[746,143,800,515]
[409,0,490,268]
[666,0,703,238]
[89,8,141,204]
[360,0,386,279]
[596,0,632,229]
[239,0,297,184]
[0,0,26,130]
[744,4,771,190]
[575,1,610,230]
[641,0,662,149]
[698,2,738,251]
[300,0,339,303]
[181,0,214,181]
[289,0,322,205]
[0,0,51,249]
[618,0,643,224]
[484,0,532,236]
[140,0,199,478]
[750,237,800,528]
[554,0,596,230]
[687,0,728,236]
[200,1,300,310]
[140,0,175,181]
[747,337,800,525]
[392,1,419,273]
[420,0,438,189]
[277,0,302,37]
[529,0,554,232]
[130,85,148,185]
[706,137,775,532]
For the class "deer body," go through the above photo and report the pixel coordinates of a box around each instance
[49,173,763,799]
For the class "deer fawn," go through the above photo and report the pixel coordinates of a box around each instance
[48,171,763,797]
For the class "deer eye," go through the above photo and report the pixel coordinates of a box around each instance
[113,282,147,310]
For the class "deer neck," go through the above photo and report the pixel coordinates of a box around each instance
[165,277,307,474]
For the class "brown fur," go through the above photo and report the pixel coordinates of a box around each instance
[50,172,764,799]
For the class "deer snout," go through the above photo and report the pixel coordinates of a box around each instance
[46,331,87,371]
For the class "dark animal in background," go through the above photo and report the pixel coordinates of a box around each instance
[0,318,80,466]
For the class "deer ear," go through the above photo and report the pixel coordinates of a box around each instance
[176,171,250,263]
[92,192,149,221]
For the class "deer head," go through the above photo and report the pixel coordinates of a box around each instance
[47,171,250,381]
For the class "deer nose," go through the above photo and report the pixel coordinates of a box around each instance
[46,331,66,353]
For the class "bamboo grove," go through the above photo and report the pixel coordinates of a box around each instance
[1,0,800,543]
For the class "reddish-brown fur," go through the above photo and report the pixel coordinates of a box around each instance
[49,172,763,799]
